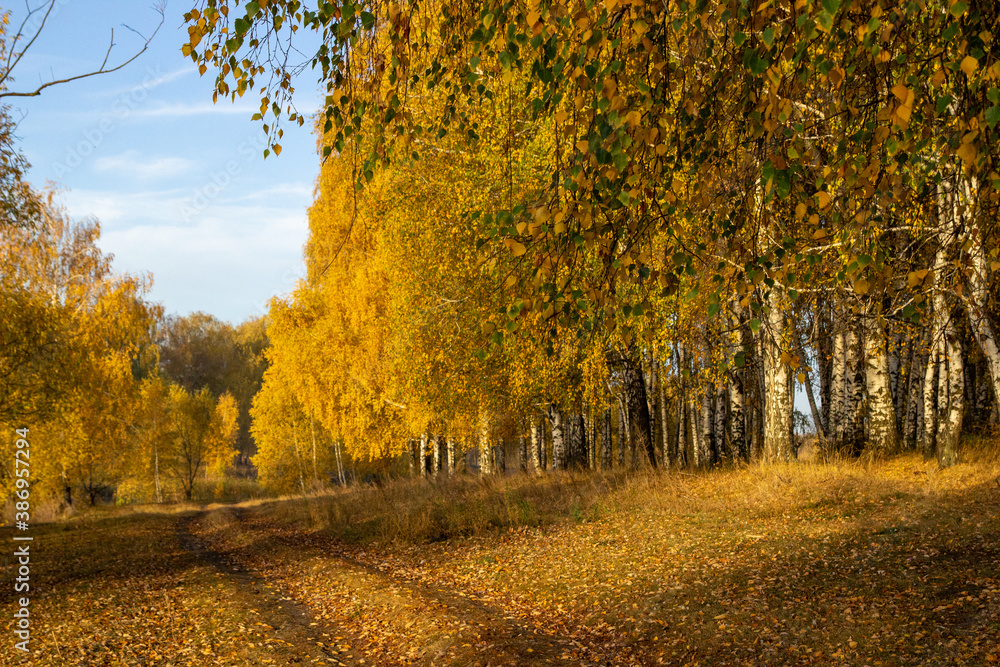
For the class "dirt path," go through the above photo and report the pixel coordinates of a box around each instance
[190,508,585,665]
[175,511,365,665]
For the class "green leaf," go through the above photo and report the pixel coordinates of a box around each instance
[950,1,968,16]
[986,106,1000,129]
[708,302,721,317]
[743,50,768,75]
[734,32,746,47]
[762,27,775,47]
[750,318,761,333]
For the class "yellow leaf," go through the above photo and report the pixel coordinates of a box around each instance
[554,110,569,124]
[891,83,909,102]
[504,239,527,256]
[797,372,807,384]
[854,278,869,295]
[273,144,282,156]
[795,202,807,220]
[625,110,642,128]
[817,191,832,209]
[812,228,828,240]
[961,55,979,77]
[956,141,977,165]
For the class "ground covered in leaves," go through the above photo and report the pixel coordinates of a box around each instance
[3,449,1000,666]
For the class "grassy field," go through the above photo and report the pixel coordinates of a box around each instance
[2,443,1000,666]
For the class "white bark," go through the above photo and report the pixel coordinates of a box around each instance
[549,405,565,470]
[864,317,901,457]
[762,291,793,462]
[714,382,727,460]
[530,419,542,474]
[419,433,428,478]
[829,329,848,444]
[700,383,715,466]
[478,413,494,476]
[965,234,1000,413]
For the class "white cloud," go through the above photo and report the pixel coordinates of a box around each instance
[99,215,309,323]
[93,150,195,180]
[58,186,310,323]
[97,66,196,98]
[130,101,258,118]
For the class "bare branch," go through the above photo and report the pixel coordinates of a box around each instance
[0,3,166,99]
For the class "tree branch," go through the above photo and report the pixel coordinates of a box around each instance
[0,3,165,99]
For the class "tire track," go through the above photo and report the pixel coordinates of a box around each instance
[193,508,582,665]
[175,511,366,665]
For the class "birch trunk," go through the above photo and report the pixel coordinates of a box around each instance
[519,432,528,472]
[902,343,926,450]
[797,328,825,440]
[292,423,306,495]
[479,413,494,476]
[309,414,319,482]
[965,233,1000,414]
[728,308,748,460]
[549,405,565,470]
[921,342,941,456]
[601,409,613,469]
[446,437,456,475]
[689,396,701,467]
[624,357,657,467]
[617,403,628,467]
[816,303,833,433]
[434,434,443,475]
[335,440,346,485]
[496,439,506,474]
[154,445,162,503]
[530,419,542,474]
[700,383,715,466]
[937,319,964,467]
[829,329,848,445]
[714,381,728,461]
[844,330,866,454]
[660,369,671,466]
[586,411,593,468]
[762,292,793,462]
[864,317,901,457]
[925,172,965,467]
[419,433,428,478]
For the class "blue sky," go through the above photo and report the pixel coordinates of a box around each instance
[7,1,324,324]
